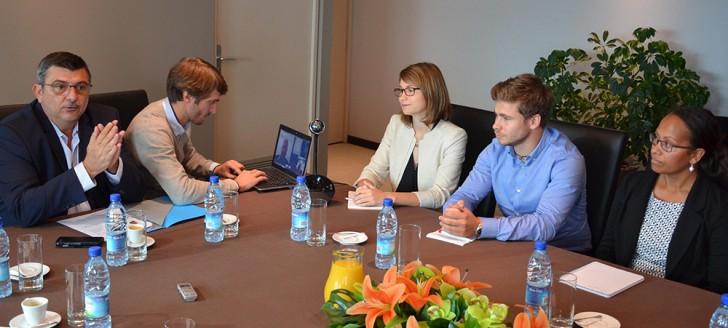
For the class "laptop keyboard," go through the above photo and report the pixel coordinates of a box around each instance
[257,167,294,188]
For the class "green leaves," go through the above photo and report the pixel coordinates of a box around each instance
[533,26,710,165]
[322,289,365,328]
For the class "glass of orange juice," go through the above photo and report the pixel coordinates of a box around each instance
[324,245,364,301]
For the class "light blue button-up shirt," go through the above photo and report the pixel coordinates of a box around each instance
[444,127,591,251]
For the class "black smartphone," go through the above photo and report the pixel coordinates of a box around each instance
[55,236,104,248]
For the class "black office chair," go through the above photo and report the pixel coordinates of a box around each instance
[89,89,149,131]
[717,116,728,146]
[0,104,24,121]
[450,104,497,217]
[548,120,627,251]
[0,90,149,130]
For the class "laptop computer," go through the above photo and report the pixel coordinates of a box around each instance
[245,124,312,192]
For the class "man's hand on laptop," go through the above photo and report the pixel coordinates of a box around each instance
[234,169,268,191]
[214,160,245,178]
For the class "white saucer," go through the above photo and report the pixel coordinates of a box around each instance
[575,311,620,328]
[333,231,368,245]
[9,310,61,328]
[127,236,155,248]
[9,263,50,281]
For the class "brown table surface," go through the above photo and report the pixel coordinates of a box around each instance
[1,187,719,327]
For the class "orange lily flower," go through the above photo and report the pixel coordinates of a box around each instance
[400,276,444,311]
[399,260,423,279]
[513,306,549,328]
[378,266,400,289]
[405,315,419,328]
[441,265,492,290]
[346,272,407,328]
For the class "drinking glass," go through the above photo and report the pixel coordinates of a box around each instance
[397,224,421,273]
[306,199,327,246]
[126,209,148,262]
[223,190,240,238]
[65,264,85,327]
[550,272,577,328]
[16,234,43,292]
[164,317,196,328]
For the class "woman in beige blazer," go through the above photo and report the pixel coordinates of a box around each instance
[352,62,466,209]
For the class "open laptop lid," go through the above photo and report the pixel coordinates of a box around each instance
[271,124,312,177]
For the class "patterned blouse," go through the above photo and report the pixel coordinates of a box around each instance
[629,193,684,278]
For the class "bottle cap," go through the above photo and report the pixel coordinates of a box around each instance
[110,193,121,202]
[722,293,728,306]
[383,198,393,207]
[89,246,102,257]
[296,176,306,184]
[534,240,547,251]
[210,175,219,184]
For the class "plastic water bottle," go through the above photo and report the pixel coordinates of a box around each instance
[105,193,128,267]
[0,219,11,298]
[290,176,311,241]
[204,175,225,243]
[710,294,728,328]
[84,246,111,327]
[375,198,397,269]
[525,240,552,314]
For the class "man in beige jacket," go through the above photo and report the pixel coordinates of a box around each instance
[127,57,266,205]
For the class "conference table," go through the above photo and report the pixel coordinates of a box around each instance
[1,187,719,327]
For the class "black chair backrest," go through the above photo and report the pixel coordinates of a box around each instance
[450,104,497,217]
[0,104,25,121]
[89,89,149,131]
[547,120,627,251]
[0,90,149,131]
[717,116,728,146]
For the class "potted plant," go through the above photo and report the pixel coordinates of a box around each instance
[534,27,710,167]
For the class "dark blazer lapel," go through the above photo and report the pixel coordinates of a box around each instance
[618,172,657,264]
[31,101,68,172]
[666,174,708,275]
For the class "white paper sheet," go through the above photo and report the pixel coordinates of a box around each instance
[426,229,474,246]
[569,261,645,298]
[58,210,106,237]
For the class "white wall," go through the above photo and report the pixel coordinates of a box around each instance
[0,0,216,154]
[348,0,728,142]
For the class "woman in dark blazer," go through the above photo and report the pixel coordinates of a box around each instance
[595,107,728,293]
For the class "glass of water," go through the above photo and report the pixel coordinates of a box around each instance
[223,190,239,238]
[17,234,43,292]
[65,263,85,327]
[126,209,148,262]
[550,272,577,328]
[306,199,327,247]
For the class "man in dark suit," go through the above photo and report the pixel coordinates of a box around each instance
[0,52,144,227]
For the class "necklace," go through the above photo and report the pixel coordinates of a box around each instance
[515,152,528,162]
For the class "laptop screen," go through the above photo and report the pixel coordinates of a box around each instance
[271,125,311,177]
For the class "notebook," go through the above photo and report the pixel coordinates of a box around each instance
[569,261,645,298]
[245,124,312,191]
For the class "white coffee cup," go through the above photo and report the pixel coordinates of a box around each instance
[127,223,146,245]
[21,296,48,325]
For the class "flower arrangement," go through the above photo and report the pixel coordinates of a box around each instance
[322,261,510,328]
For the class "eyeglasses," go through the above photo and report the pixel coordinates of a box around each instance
[649,133,693,152]
[40,82,93,95]
[393,86,421,97]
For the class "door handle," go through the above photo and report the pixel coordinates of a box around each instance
[215,44,237,71]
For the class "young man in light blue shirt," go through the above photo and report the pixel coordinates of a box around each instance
[439,74,591,251]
